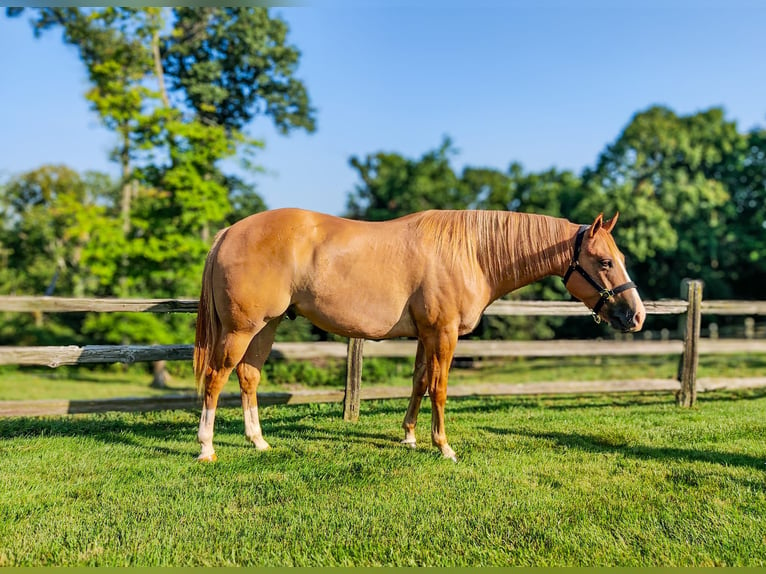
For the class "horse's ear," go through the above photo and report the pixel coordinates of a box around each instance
[589,213,604,237]
[603,212,619,233]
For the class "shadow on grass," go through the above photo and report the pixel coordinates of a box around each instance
[444,392,676,414]
[443,386,766,414]
[480,426,766,472]
[695,387,766,404]
[0,414,195,457]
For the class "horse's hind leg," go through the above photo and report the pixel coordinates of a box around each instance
[402,340,427,448]
[237,317,281,451]
[198,329,256,462]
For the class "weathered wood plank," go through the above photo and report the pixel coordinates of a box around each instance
[697,339,766,354]
[364,339,688,358]
[485,299,691,315]
[0,295,763,316]
[2,377,763,418]
[1,295,764,317]
[0,345,195,367]
[0,342,348,366]
[2,338,764,367]
[0,296,198,313]
[701,300,766,315]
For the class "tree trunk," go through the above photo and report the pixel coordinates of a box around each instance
[151,28,170,108]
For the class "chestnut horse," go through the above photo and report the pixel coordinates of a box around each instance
[194,208,645,461]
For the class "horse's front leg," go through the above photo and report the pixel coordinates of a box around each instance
[402,340,427,448]
[425,327,459,461]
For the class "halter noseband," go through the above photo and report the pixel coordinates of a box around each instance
[562,225,637,324]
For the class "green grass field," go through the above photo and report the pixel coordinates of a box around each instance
[0,389,764,566]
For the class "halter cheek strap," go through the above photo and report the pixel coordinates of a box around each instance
[563,225,637,323]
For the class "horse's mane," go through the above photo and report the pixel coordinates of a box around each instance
[414,210,573,286]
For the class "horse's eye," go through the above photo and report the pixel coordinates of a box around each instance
[600,259,613,270]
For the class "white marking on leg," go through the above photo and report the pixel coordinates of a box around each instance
[401,426,417,448]
[440,443,457,463]
[244,405,270,451]
[197,407,216,460]
[401,437,417,449]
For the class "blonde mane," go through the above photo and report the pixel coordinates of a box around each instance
[414,210,573,287]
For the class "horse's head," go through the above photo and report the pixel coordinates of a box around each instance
[563,213,645,332]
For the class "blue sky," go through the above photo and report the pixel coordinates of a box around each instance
[1,1,765,216]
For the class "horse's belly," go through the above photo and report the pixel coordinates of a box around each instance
[293,293,417,340]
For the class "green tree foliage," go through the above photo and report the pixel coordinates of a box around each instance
[0,165,118,298]
[346,137,473,220]
[163,7,315,135]
[467,162,582,217]
[716,128,766,298]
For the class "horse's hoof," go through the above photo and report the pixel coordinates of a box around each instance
[439,446,457,462]
[197,452,218,463]
[252,440,271,451]
[401,439,417,450]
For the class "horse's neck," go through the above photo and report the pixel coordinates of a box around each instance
[483,213,578,300]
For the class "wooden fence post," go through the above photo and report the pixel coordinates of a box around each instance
[677,280,703,407]
[343,338,364,421]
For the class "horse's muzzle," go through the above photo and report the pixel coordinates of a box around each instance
[609,305,644,333]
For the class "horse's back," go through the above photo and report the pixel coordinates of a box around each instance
[210,209,428,338]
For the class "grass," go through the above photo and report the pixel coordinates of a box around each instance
[0,389,765,566]
[1,353,765,401]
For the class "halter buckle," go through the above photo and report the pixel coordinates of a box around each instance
[591,311,602,324]
[599,288,614,300]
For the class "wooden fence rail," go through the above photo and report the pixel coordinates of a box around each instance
[1,281,765,418]
[4,338,766,368]
[2,295,766,315]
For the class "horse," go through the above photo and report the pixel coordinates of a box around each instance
[193,208,645,462]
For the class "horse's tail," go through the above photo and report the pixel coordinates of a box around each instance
[194,228,228,396]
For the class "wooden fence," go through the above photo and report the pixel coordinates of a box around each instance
[1,280,765,418]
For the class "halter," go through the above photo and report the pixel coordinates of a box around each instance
[563,225,637,324]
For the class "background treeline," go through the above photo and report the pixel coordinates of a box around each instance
[2,8,765,351]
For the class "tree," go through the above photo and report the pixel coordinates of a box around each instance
[0,165,118,298]
[716,128,766,298]
[163,8,315,135]
[346,137,474,220]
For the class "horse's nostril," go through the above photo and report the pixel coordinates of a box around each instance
[612,306,642,331]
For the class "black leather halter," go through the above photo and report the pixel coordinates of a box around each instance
[563,225,637,323]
